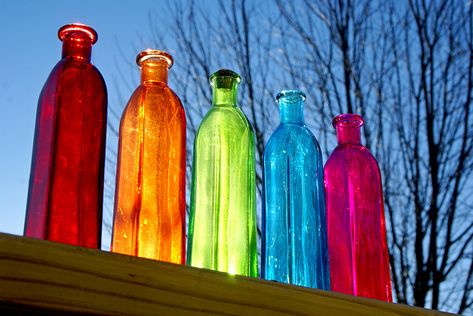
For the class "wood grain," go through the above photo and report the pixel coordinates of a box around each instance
[0,233,452,315]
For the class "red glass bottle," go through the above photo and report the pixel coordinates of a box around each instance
[24,24,107,248]
[324,114,392,301]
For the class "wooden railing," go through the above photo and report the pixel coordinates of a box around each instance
[0,233,451,315]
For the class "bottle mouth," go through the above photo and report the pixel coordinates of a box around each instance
[136,49,173,68]
[332,113,364,128]
[276,90,306,103]
[210,69,241,86]
[58,23,97,44]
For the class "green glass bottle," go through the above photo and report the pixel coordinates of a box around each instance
[187,69,257,277]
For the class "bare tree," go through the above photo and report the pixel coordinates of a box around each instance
[276,0,473,313]
[104,0,473,312]
[274,0,388,160]
[147,0,282,238]
[277,0,473,312]
[385,0,473,312]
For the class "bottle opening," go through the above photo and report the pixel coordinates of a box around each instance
[276,90,306,103]
[58,23,97,44]
[332,113,364,129]
[210,69,240,106]
[210,69,241,87]
[136,49,173,68]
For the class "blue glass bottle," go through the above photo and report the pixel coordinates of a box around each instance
[262,90,329,289]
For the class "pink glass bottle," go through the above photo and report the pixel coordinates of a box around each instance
[24,24,107,248]
[324,114,392,301]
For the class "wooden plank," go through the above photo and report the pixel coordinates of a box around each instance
[0,233,452,315]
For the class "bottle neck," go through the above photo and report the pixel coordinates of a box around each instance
[279,101,304,124]
[333,114,364,145]
[211,76,238,107]
[141,59,168,84]
[276,90,306,124]
[336,125,361,144]
[61,35,92,61]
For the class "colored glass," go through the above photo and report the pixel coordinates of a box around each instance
[262,90,329,289]
[24,24,107,248]
[111,50,186,264]
[187,69,257,277]
[324,114,392,301]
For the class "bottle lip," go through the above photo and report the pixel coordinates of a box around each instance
[276,90,306,103]
[332,113,364,128]
[136,49,173,68]
[209,69,241,84]
[58,23,97,44]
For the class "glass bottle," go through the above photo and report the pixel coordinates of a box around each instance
[262,90,329,289]
[324,114,392,301]
[187,69,257,277]
[111,50,186,264]
[24,24,107,248]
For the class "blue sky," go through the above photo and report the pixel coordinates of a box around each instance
[0,1,174,241]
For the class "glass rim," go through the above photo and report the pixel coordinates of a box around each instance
[276,90,306,103]
[58,23,98,44]
[332,113,364,128]
[136,49,173,68]
[209,69,241,84]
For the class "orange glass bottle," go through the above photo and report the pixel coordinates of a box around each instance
[111,50,186,264]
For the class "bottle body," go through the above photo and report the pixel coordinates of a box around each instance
[24,24,107,248]
[324,114,392,301]
[111,51,186,263]
[262,91,329,289]
[187,70,257,277]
